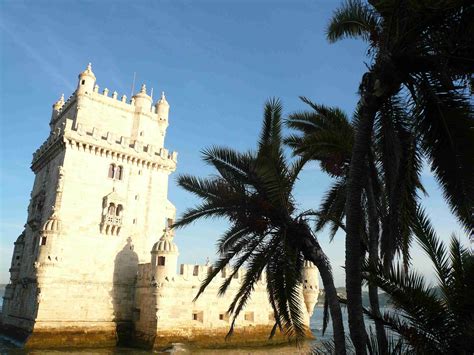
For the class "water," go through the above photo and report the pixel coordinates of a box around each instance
[0,307,348,354]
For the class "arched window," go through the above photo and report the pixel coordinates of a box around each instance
[116,205,123,217]
[108,203,116,215]
[108,164,115,178]
[116,166,123,180]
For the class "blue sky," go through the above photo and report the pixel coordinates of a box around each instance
[0,0,467,286]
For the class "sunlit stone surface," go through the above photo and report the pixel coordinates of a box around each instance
[0,64,320,349]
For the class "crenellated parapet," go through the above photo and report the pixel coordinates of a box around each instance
[138,260,270,289]
[32,119,178,173]
[49,64,171,152]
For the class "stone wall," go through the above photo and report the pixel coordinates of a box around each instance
[132,262,319,348]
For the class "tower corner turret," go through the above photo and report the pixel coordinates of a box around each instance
[50,94,65,127]
[76,63,96,95]
[151,228,179,281]
[155,91,170,121]
[133,84,152,112]
[302,260,319,317]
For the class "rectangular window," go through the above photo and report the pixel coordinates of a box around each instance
[219,313,229,322]
[193,265,199,276]
[158,256,166,266]
[244,312,254,322]
[192,311,203,322]
[40,236,47,246]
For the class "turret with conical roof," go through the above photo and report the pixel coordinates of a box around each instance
[155,91,170,121]
[133,84,152,112]
[77,63,96,95]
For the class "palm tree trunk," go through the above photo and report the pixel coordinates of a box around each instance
[365,174,388,353]
[345,101,377,353]
[346,64,401,353]
[299,229,346,355]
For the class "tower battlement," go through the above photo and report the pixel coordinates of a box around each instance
[32,119,178,173]
[50,64,171,154]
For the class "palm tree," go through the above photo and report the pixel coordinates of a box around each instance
[286,97,388,351]
[327,1,474,350]
[173,99,347,354]
[362,208,474,354]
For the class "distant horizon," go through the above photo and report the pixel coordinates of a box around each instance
[0,1,468,287]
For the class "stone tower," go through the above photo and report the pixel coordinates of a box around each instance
[1,64,178,345]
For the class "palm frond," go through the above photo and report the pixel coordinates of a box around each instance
[326,0,380,44]
[315,178,346,241]
[259,98,283,150]
[415,74,474,231]
[362,260,448,340]
[411,208,450,289]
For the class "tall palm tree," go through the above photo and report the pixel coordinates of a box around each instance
[286,97,388,351]
[327,1,474,351]
[174,99,347,354]
[363,208,474,354]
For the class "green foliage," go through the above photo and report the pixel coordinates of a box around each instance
[362,208,474,354]
[174,99,314,341]
[313,330,410,355]
[327,0,474,234]
[326,0,380,45]
[327,2,473,348]
[285,97,354,242]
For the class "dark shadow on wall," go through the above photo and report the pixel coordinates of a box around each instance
[111,237,139,345]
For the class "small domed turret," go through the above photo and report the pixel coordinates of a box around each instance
[151,229,179,280]
[37,211,62,265]
[302,260,319,317]
[77,63,96,95]
[155,91,170,121]
[133,84,152,111]
[152,234,178,254]
[42,213,62,234]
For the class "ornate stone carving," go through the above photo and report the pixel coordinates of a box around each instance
[100,190,125,236]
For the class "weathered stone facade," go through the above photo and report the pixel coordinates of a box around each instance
[1,64,320,349]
